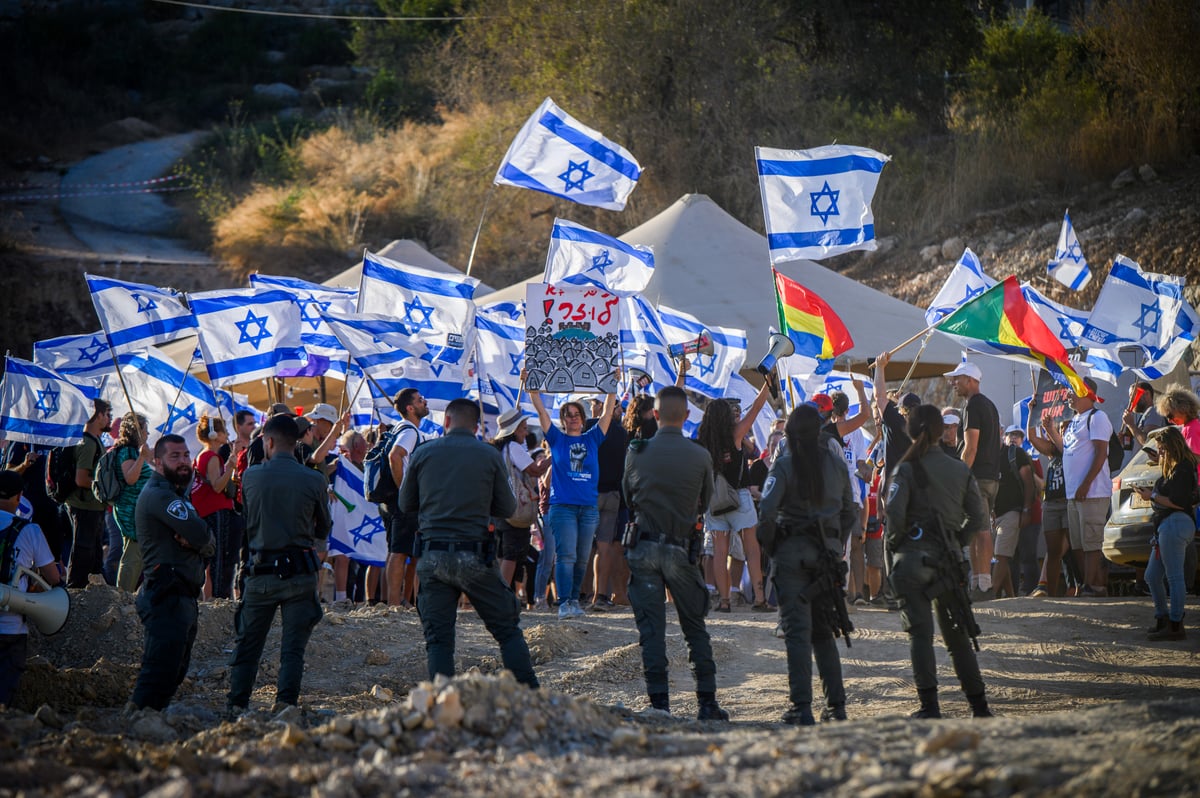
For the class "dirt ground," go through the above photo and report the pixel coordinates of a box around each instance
[1,582,1198,796]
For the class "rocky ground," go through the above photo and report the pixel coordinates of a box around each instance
[2,581,1198,796]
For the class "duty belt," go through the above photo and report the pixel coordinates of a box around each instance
[638,530,688,549]
[423,539,485,555]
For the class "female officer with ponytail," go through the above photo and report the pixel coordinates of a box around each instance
[886,404,993,719]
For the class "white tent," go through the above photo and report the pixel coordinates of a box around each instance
[480,193,965,380]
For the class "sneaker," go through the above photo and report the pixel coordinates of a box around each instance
[1080,585,1108,598]
[867,594,887,607]
[852,594,868,607]
[969,587,994,603]
[571,599,587,617]
[1030,586,1049,598]
[773,621,785,638]
[558,601,575,620]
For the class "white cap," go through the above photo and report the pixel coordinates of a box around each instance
[944,361,983,381]
[306,403,339,424]
[943,413,961,426]
[1005,424,1024,436]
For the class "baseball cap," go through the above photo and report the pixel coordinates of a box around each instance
[898,392,922,410]
[0,469,22,500]
[944,361,983,381]
[943,412,961,426]
[1004,424,1024,436]
[496,408,530,438]
[306,403,338,425]
[811,394,834,414]
[294,416,313,436]
[268,402,294,418]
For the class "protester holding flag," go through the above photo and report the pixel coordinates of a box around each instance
[111,412,154,592]
[191,415,244,600]
[697,377,774,613]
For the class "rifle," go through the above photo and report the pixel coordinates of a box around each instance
[910,461,982,651]
[804,522,854,649]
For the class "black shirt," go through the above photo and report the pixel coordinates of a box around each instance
[1152,464,1198,528]
[881,401,911,475]
[586,417,627,493]
[964,392,1001,481]
[994,444,1033,516]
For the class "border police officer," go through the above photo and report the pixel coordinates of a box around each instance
[227,415,331,714]
[399,398,538,687]
[622,386,728,720]
[129,434,213,711]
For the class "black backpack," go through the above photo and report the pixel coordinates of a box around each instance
[364,422,419,505]
[1,517,29,585]
[1084,410,1125,475]
[45,433,101,504]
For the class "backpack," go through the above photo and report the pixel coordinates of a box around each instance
[364,422,417,505]
[501,444,538,528]
[1084,410,1125,475]
[92,445,129,505]
[1,517,29,586]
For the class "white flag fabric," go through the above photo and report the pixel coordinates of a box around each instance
[188,288,307,387]
[1047,210,1092,291]
[756,144,890,263]
[358,250,477,363]
[330,455,387,567]
[33,330,114,384]
[249,274,356,379]
[658,305,746,400]
[924,247,997,326]
[619,295,678,388]
[0,356,97,447]
[785,370,875,419]
[495,97,642,211]
[475,300,536,417]
[544,218,654,296]
[1020,283,1088,352]
[725,373,777,452]
[85,274,198,353]
[111,349,234,445]
[1081,255,1200,383]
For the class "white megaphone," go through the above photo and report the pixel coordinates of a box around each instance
[668,329,715,360]
[755,333,795,399]
[0,565,70,636]
[627,367,653,393]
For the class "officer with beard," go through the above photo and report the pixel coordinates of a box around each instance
[128,434,214,711]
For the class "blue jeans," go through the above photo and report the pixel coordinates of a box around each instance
[547,504,599,603]
[102,511,122,586]
[534,520,556,603]
[1147,512,1193,622]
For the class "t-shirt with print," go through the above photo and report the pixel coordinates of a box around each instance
[1062,408,1113,499]
[0,511,55,635]
[841,428,869,506]
[545,423,606,507]
[964,392,1001,482]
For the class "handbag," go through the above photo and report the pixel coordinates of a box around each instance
[504,446,538,528]
[710,472,741,516]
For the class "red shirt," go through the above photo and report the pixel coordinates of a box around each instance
[190,449,233,517]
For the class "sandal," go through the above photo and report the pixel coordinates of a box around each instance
[751,601,774,612]
[715,598,732,613]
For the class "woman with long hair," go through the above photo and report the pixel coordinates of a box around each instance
[192,415,244,599]
[886,404,993,720]
[1134,426,1197,641]
[756,405,856,725]
[492,409,551,597]
[111,412,153,591]
[696,380,771,612]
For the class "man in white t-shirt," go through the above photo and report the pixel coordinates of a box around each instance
[0,469,60,708]
[385,388,429,607]
[1061,378,1113,597]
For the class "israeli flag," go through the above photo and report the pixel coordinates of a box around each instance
[0,357,96,447]
[495,97,642,212]
[1021,283,1088,351]
[111,349,234,444]
[1081,255,1200,383]
[657,306,746,400]
[85,274,198,353]
[1047,210,1091,291]
[33,331,114,384]
[475,300,536,416]
[359,250,477,363]
[322,310,468,410]
[756,144,890,263]
[188,288,307,387]
[620,295,678,388]
[726,373,777,451]
[544,218,654,296]
[786,370,875,418]
[250,274,356,379]
[924,247,997,326]
[330,455,387,568]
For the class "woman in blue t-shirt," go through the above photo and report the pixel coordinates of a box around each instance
[529,387,617,619]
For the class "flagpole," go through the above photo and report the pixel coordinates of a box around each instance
[894,332,932,395]
[100,334,137,417]
[339,250,369,415]
[465,184,497,278]
[163,348,199,434]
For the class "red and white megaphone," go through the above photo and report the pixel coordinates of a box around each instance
[668,329,715,360]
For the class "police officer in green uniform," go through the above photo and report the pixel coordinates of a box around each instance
[757,404,857,726]
[399,398,538,688]
[129,434,214,711]
[886,404,993,719]
[227,415,331,713]
[622,386,728,720]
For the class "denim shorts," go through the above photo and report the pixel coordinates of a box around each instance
[704,488,758,532]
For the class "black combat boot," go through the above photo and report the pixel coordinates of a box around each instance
[696,692,729,721]
[966,692,994,718]
[910,688,941,719]
[820,703,848,722]
[1148,615,1168,635]
[782,703,816,726]
[648,692,670,713]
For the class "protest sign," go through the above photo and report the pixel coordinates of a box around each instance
[524,283,621,393]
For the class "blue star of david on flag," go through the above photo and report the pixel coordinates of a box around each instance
[695,353,717,378]
[508,353,524,377]
[809,180,841,226]
[1062,240,1084,265]
[589,249,614,275]
[158,402,198,435]
[234,310,273,350]
[130,292,158,314]
[34,386,60,419]
[1135,302,1162,337]
[349,514,385,547]
[558,159,594,192]
[77,336,107,365]
[296,297,331,332]
[403,295,436,333]
[962,283,986,303]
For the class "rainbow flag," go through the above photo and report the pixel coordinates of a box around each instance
[773,269,853,372]
[935,276,1092,398]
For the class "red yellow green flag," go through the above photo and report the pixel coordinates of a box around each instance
[935,276,1092,397]
[773,269,853,370]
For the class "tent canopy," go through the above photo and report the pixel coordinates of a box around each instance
[478,194,963,379]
